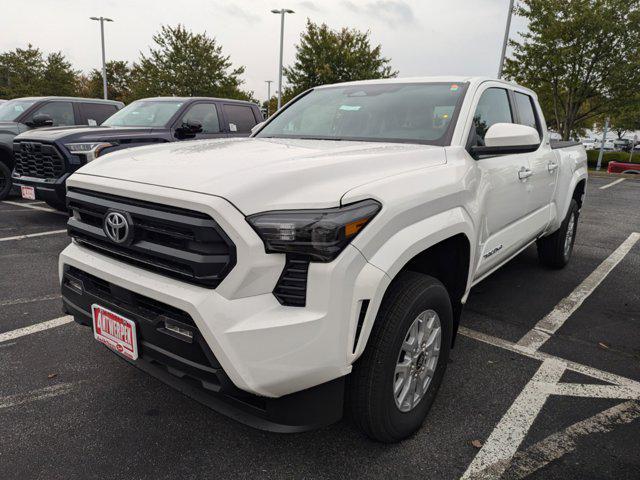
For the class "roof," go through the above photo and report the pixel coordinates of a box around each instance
[13,96,123,105]
[315,76,523,90]
[137,96,257,105]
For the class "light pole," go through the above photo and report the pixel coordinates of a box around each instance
[265,80,273,116]
[497,0,515,78]
[90,16,113,99]
[271,8,294,110]
[596,117,610,171]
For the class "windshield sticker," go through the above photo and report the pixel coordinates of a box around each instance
[339,105,361,111]
[450,84,459,92]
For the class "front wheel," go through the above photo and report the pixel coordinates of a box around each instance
[537,199,579,269]
[349,271,453,442]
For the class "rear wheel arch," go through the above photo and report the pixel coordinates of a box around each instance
[572,178,586,208]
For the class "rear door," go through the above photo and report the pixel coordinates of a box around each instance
[78,102,120,125]
[221,103,259,136]
[467,85,538,279]
[174,102,227,140]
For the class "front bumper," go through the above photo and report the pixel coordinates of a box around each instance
[11,172,71,205]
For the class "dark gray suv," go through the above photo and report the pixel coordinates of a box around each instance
[0,97,124,199]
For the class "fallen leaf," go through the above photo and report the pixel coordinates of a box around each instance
[598,342,610,349]
[470,439,483,449]
[47,373,58,379]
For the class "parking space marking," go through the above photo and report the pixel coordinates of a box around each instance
[599,178,625,189]
[0,293,62,307]
[517,232,640,351]
[0,229,67,242]
[461,359,567,480]
[0,383,77,410]
[506,400,640,479]
[1,200,67,216]
[0,315,73,343]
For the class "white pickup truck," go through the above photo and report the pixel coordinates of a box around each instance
[59,77,587,442]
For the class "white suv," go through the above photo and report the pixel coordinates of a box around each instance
[60,77,587,442]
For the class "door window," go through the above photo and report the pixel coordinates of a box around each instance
[28,101,75,126]
[179,103,221,133]
[80,103,119,125]
[514,92,540,134]
[223,104,257,133]
[470,88,513,146]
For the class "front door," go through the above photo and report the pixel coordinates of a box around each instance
[175,102,227,140]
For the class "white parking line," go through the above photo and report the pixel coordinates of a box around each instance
[517,232,640,351]
[0,383,77,410]
[0,316,73,343]
[1,200,67,216]
[599,178,625,189]
[506,400,640,479]
[0,229,67,242]
[0,293,62,307]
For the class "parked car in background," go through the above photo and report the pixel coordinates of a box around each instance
[581,138,599,150]
[12,97,262,209]
[59,77,587,442]
[0,97,123,200]
[607,160,640,174]
[613,138,633,152]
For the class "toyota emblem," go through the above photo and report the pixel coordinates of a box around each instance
[103,211,132,244]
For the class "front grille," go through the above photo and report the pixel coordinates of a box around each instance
[13,141,66,180]
[66,188,236,288]
[273,256,310,307]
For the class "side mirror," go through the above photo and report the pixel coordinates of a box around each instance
[471,123,540,158]
[250,121,265,136]
[28,113,54,128]
[176,119,203,137]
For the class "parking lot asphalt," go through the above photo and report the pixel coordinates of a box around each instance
[0,175,638,480]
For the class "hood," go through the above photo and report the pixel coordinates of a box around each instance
[0,122,24,138]
[14,126,154,143]
[75,137,447,214]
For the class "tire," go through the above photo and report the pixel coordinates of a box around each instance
[349,271,453,443]
[0,161,12,200]
[537,199,579,269]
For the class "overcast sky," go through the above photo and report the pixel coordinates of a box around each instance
[1,0,527,102]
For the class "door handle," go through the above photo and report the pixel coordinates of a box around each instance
[548,161,558,172]
[518,167,533,180]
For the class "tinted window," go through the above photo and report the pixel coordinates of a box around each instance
[80,103,119,125]
[257,83,467,145]
[28,101,75,126]
[0,99,37,121]
[514,92,539,133]
[103,101,184,127]
[471,88,513,144]
[180,103,220,133]
[223,104,257,133]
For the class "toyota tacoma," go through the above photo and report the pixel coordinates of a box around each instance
[59,77,587,442]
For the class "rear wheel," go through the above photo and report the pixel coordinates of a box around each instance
[537,199,579,269]
[349,271,453,442]
[0,162,12,200]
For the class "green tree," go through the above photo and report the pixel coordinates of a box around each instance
[284,19,397,96]
[128,24,252,101]
[607,97,640,139]
[504,0,640,140]
[0,45,78,98]
[80,60,132,102]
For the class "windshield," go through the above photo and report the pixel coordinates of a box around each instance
[256,82,468,145]
[102,100,184,127]
[0,99,37,122]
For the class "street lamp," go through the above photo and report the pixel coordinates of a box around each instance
[265,80,274,116]
[497,0,514,78]
[271,8,294,110]
[90,16,113,100]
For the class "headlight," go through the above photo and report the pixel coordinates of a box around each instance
[247,199,381,262]
[64,142,113,161]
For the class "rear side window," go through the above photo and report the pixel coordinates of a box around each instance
[471,88,513,145]
[80,103,119,125]
[27,101,75,126]
[180,103,221,133]
[514,92,540,133]
[223,104,257,133]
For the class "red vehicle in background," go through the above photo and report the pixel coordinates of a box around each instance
[607,161,640,174]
